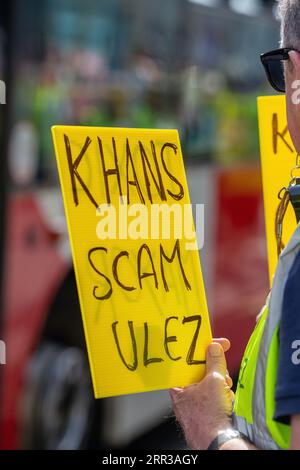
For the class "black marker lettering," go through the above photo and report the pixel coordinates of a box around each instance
[112,251,136,291]
[139,141,166,203]
[112,321,138,371]
[160,239,191,292]
[88,247,112,300]
[182,315,205,365]
[272,113,294,154]
[64,134,99,208]
[126,139,145,204]
[164,316,181,361]
[143,322,164,366]
[161,143,184,201]
[98,137,123,204]
[137,244,159,289]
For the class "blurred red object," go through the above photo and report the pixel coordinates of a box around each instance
[212,167,269,373]
[0,194,68,449]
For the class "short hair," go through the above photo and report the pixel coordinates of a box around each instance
[278,0,300,48]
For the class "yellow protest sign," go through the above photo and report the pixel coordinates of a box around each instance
[52,126,211,398]
[258,95,298,285]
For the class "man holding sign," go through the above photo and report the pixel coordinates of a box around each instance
[171,0,300,451]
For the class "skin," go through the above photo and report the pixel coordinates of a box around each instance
[285,51,300,154]
[170,339,256,450]
[170,338,300,450]
[170,51,300,451]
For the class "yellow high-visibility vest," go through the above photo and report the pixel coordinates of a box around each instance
[234,224,300,449]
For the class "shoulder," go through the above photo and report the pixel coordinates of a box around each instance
[280,247,300,334]
[286,248,300,281]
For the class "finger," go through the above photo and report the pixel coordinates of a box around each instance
[224,387,235,415]
[206,342,227,378]
[226,388,235,406]
[225,374,233,388]
[213,338,231,353]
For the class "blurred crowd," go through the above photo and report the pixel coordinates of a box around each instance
[7,0,279,188]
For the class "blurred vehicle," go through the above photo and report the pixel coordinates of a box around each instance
[0,0,276,450]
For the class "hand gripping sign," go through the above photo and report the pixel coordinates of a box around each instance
[258,96,298,285]
[52,126,212,398]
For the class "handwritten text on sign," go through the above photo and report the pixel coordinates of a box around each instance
[258,96,298,285]
[52,126,211,398]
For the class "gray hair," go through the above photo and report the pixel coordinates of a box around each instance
[278,0,300,47]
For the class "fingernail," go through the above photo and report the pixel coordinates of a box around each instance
[170,387,183,395]
[209,343,221,357]
[169,387,182,399]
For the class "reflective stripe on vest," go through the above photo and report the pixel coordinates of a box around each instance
[234,223,300,450]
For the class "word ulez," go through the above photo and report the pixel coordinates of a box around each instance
[112,314,204,371]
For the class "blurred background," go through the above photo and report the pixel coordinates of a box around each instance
[0,0,279,450]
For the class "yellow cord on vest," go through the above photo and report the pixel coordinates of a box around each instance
[275,187,290,258]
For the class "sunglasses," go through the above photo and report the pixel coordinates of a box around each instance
[260,47,294,93]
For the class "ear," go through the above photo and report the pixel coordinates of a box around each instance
[288,51,300,79]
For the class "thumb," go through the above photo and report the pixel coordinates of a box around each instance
[205,342,227,378]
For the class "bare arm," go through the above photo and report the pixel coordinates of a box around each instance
[290,414,300,450]
[170,339,300,450]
